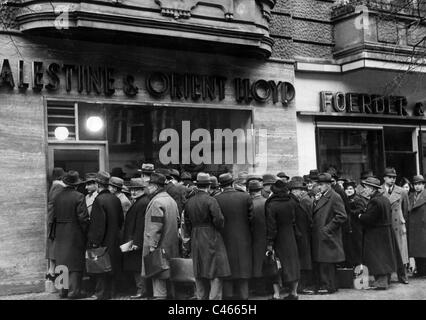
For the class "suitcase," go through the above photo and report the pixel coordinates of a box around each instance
[169,258,195,283]
[336,267,354,289]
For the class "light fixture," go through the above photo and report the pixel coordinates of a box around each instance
[54,127,69,140]
[86,116,103,133]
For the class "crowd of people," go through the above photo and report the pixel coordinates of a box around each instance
[46,163,426,300]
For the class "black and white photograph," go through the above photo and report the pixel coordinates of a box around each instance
[1,0,426,305]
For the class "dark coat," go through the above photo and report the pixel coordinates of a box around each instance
[122,194,151,272]
[312,188,347,263]
[333,184,352,265]
[292,193,313,270]
[46,180,65,259]
[166,183,188,215]
[346,194,368,266]
[53,186,89,272]
[359,192,397,275]
[88,189,124,274]
[266,192,300,283]
[408,190,426,258]
[184,190,231,279]
[250,194,267,278]
[215,187,253,279]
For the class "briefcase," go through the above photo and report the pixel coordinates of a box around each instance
[169,258,195,283]
[262,251,280,278]
[144,248,170,278]
[85,247,112,274]
[336,267,354,289]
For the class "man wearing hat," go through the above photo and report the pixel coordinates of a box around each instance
[84,173,99,217]
[357,177,397,290]
[381,167,410,284]
[215,173,254,300]
[408,175,426,277]
[109,177,132,218]
[122,178,152,299]
[139,163,155,182]
[158,168,187,216]
[262,174,277,199]
[311,173,347,294]
[52,171,89,299]
[183,173,231,300]
[209,175,221,197]
[248,179,268,295]
[181,171,194,187]
[46,167,66,282]
[289,177,314,295]
[356,170,374,199]
[277,172,290,183]
[142,172,179,299]
[87,171,124,300]
[235,171,248,192]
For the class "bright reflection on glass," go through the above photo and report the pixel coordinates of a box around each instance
[54,127,69,140]
[86,116,103,133]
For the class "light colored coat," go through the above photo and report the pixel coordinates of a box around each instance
[141,190,179,278]
[381,184,409,264]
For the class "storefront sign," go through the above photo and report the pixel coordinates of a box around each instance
[320,91,424,117]
[0,59,295,106]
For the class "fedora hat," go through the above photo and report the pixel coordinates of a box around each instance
[383,167,397,177]
[271,179,288,194]
[309,169,319,181]
[413,175,425,184]
[139,163,155,174]
[362,177,382,189]
[109,177,124,189]
[288,179,306,190]
[169,169,180,180]
[262,173,277,185]
[181,171,192,181]
[303,175,312,183]
[129,178,148,189]
[219,173,234,186]
[84,172,97,183]
[247,174,263,184]
[209,175,219,188]
[343,180,357,189]
[196,172,211,186]
[52,167,65,181]
[63,171,83,186]
[149,172,166,186]
[277,172,289,180]
[155,168,171,179]
[235,171,248,185]
[318,173,333,183]
[248,180,263,191]
[96,171,111,186]
[326,168,338,179]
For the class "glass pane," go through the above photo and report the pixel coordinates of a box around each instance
[384,127,413,152]
[54,149,100,177]
[385,152,416,180]
[318,129,384,182]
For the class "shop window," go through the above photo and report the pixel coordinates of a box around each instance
[317,128,384,182]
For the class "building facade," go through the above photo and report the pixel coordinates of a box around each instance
[0,0,425,294]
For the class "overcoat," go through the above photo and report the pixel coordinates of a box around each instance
[333,184,352,265]
[116,192,132,218]
[250,194,267,278]
[311,188,347,263]
[53,186,89,272]
[184,190,231,279]
[142,190,179,278]
[166,183,188,215]
[381,184,409,264]
[408,190,426,258]
[292,193,313,270]
[215,187,254,279]
[359,192,397,275]
[122,194,151,272]
[266,192,300,283]
[346,194,368,266]
[46,180,65,259]
[88,189,124,274]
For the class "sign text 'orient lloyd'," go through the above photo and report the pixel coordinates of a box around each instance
[320,91,425,117]
[0,59,295,105]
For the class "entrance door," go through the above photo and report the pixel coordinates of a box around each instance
[48,143,107,178]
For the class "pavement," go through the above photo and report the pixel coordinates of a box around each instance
[2,277,426,300]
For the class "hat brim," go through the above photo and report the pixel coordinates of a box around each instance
[109,183,123,189]
[413,180,425,184]
[362,181,381,189]
[196,182,211,186]
[63,178,83,186]
[219,179,234,186]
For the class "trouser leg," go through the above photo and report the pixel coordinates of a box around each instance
[195,278,209,300]
[152,278,167,299]
[318,263,337,292]
[374,274,389,289]
[237,279,249,300]
[134,272,146,295]
[95,273,113,300]
[68,271,82,297]
[209,278,223,300]
[222,280,234,299]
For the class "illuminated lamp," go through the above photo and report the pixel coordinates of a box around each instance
[54,127,69,140]
[86,116,104,133]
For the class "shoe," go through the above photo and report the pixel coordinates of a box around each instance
[298,289,315,295]
[316,288,328,295]
[398,277,409,284]
[269,296,282,300]
[130,293,147,300]
[284,294,299,300]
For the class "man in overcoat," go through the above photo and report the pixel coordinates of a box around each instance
[261,174,276,199]
[184,173,231,300]
[122,178,152,299]
[215,173,254,300]
[311,173,347,294]
[84,173,98,217]
[87,171,124,300]
[109,176,132,218]
[408,175,426,276]
[52,171,89,299]
[357,177,397,290]
[381,167,409,284]
[142,172,179,299]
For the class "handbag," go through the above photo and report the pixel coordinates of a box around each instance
[169,258,195,283]
[262,250,280,278]
[144,248,170,278]
[85,247,113,274]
